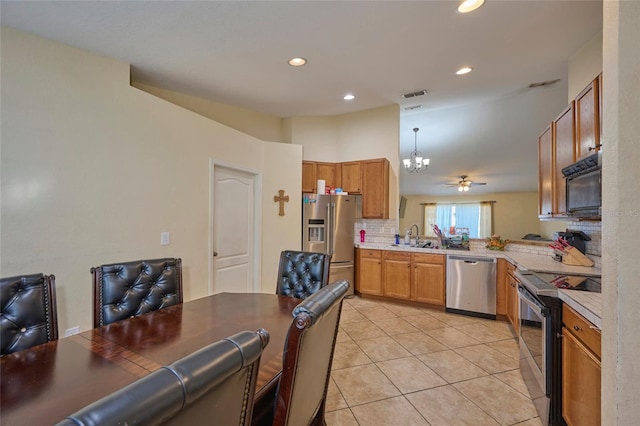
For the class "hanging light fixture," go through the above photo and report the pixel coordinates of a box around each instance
[403,128,430,173]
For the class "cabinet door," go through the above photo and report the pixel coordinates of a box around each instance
[362,159,389,219]
[553,103,575,217]
[340,161,362,194]
[538,125,554,218]
[575,78,600,160]
[316,162,337,190]
[383,251,411,300]
[413,262,445,305]
[562,328,601,426]
[496,259,507,316]
[302,161,317,193]
[357,250,382,296]
[505,263,519,334]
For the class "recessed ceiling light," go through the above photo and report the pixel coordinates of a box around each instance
[288,57,307,67]
[343,94,355,101]
[457,0,485,13]
[456,67,473,75]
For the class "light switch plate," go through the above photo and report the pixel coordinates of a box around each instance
[160,232,170,246]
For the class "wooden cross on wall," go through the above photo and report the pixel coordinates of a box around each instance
[274,189,289,216]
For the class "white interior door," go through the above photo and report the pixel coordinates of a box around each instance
[212,165,256,294]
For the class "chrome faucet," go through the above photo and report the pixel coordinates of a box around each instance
[410,224,420,246]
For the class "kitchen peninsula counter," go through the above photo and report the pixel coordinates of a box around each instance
[356,242,602,326]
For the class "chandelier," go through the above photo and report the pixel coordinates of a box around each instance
[403,128,430,173]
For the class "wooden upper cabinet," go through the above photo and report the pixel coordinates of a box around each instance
[598,72,603,139]
[316,162,337,189]
[538,125,554,218]
[553,102,576,217]
[302,161,317,193]
[302,161,337,193]
[575,78,600,160]
[362,159,389,219]
[340,161,362,194]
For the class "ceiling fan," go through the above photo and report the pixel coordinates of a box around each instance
[445,175,487,192]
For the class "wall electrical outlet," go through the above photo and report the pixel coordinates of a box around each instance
[65,326,80,337]
[160,232,170,246]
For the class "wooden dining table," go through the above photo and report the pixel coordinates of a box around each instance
[0,292,301,426]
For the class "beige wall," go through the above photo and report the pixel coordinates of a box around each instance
[288,105,401,219]
[133,82,285,143]
[0,27,301,333]
[288,116,339,162]
[602,1,640,423]
[568,30,603,101]
[399,192,541,241]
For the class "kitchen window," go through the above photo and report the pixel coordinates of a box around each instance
[423,202,493,238]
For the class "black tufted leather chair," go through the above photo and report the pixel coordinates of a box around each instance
[276,251,331,300]
[56,329,269,426]
[91,258,183,328]
[274,280,349,426]
[0,273,58,356]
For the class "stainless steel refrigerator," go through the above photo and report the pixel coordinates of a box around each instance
[302,194,356,295]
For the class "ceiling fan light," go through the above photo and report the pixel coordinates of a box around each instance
[288,57,307,67]
[458,186,464,192]
[458,0,485,13]
[464,186,470,192]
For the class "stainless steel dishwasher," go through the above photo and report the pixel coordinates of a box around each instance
[446,255,497,319]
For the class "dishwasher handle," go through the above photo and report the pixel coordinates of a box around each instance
[448,255,496,263]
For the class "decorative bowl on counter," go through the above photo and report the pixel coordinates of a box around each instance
[486,235,510,251]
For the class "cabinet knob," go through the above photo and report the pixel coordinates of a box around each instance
[573,325,582,332]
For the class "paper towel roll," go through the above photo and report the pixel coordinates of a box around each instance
[317,179,326,194]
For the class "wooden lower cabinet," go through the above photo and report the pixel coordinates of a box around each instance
[562,305,601,426]
[356,249,383,296]
[383,251,412,300]
[505,261,519,334]
[357,249,445,306]
[412,253,445,305]
[496,259,507,315]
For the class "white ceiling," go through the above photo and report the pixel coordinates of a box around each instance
[1,0,603,196]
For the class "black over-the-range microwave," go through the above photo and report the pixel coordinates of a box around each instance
[562,152,602,219]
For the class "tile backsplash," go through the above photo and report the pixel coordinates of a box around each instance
[354,218,602,269]
[354,219,400,244]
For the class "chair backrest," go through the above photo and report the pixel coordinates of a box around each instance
[57,329,269,426]
[0,273,58,356]
[276,251,331,299]
[91,257,182,327]
[273,280,349,426]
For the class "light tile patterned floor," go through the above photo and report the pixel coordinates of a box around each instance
[326,296,542,426]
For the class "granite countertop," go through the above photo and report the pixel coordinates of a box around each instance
[356,242,602,326]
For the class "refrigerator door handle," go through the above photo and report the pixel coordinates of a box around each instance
[330,202,337,255]
[326,202,333,255]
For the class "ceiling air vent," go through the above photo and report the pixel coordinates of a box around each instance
[401,89,428,99]
[404,105,423,111]
[529,79,561,88]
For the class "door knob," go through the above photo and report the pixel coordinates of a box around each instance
[213,251,218,257]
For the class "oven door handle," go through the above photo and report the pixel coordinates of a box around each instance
[517,285,549,317]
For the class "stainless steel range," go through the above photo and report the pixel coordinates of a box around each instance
[515,270,601,426]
